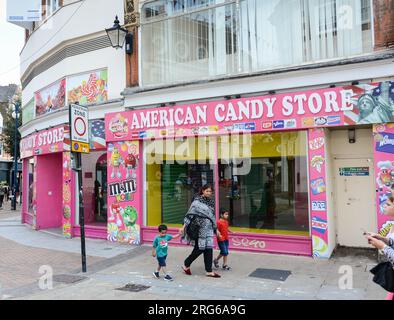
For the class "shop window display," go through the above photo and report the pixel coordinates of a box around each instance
[145,133,308,235]
[146,137,215,227]
[218,132,309,235]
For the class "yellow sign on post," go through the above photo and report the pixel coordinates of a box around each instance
[69,104,90,154]
[72,142,90,153]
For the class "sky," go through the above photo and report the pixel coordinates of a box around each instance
[0,0,25,86]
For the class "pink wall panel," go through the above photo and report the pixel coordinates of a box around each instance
[35,153,63,229]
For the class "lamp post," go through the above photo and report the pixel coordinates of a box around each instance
[11,100,20,211]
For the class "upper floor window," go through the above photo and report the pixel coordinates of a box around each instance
[31,0,61,31]
[47,0,61,16]
[143,0,223,20]
[141,0,373,87]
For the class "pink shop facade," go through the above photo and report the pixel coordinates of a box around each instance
[21,80,394,258]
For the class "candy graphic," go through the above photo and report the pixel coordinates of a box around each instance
[312,235,329,258]
[311,155,325,173]
[107,223,118,242]
[123,206,138,228]
[109,114,128,138]
[309,137,325,150]
[312,216,328,234]
[379,221,394,237]
[376,161,394,192]
[311,178,326,195]
[63,185,71,202]
[63,205,71,219]
[63,222,71,237]
[375,124,386,133]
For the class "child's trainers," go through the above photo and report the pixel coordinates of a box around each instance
[164,274,173,281]
[153,272,160,279]
[222,265,231,271]
[213,259,219,269]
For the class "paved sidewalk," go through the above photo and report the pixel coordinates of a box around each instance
[8,244,388,300]
[0,207,135,259]
[0,206,137,299]
[1,206,388,300]
[0,201,21,220]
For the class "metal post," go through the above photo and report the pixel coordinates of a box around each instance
[76,152,87,273]
[12,102,19,211]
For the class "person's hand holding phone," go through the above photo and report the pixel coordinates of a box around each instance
[366,236,386,250]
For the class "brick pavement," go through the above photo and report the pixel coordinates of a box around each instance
[0,235,104,291]
[0,204,105,294]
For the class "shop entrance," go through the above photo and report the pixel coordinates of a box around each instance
[79,151,107,228]
[331,128,376,248]
[334,158,376,247]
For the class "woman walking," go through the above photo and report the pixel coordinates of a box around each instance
[181,184,221,278]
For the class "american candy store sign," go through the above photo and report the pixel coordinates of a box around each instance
[105,81,394,141]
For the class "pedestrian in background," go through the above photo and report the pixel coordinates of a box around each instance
[4,185,9,202]
[0,186,5,209]
[181,184,222,278]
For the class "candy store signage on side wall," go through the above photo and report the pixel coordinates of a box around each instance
[308,128,329,258]
[107,141,141,245]
[20,126,65,158]
[106,81,394,141]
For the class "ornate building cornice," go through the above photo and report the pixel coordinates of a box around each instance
[124,0,140,28]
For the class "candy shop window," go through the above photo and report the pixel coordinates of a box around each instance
[145,137,215,227]
[218,131,309,236]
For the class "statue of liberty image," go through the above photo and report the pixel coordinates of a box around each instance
[357,81,394,124]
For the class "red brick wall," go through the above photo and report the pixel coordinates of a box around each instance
[374,0,394,49]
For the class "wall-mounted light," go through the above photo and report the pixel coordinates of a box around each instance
[125,33,133,54]
[268,90,276,95]
[106,15,132,55]
[348,128,356,143]
[351,81,360,86]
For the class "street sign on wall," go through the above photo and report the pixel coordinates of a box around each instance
[339,167,370,176]
[69,104,90,153]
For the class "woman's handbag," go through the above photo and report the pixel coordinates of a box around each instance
[370,262,394,292]
[185,213,215,241]
[185,214,200,241]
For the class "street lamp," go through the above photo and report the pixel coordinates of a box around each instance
[10,100,20,211]
[105,16,133,54]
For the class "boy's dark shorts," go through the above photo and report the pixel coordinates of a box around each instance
[218,240,229,256]
[157,255,167,267]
